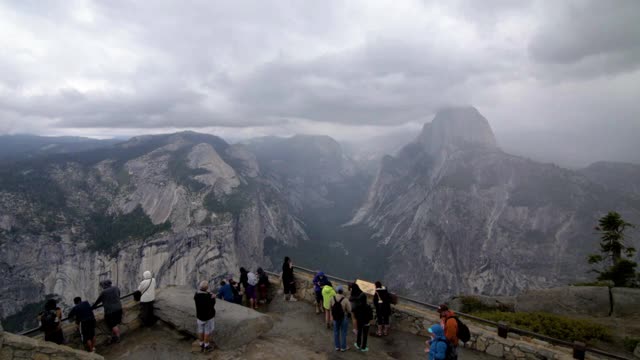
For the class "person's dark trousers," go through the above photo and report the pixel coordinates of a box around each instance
[140,301,156,326]
[356,323,370,349]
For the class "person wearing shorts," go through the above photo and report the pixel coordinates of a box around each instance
[69,297,96,352]
[194,281,216,352]
[93,279,122,344]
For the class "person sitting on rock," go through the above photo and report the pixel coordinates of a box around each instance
[256,268,270,304]
[229,279,243,304]
[217,280,235,302]
[39,298,65,345]
[438,304,458,360]
[68,297,96,352]
[194,280,216,352]
[373,281,392,336]
[93,279,122,344]
[322,281,336,329]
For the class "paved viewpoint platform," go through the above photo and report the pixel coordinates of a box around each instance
[101,292,494,360]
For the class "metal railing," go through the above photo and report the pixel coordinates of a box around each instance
[287,265,631,360]
[18,291,136,337]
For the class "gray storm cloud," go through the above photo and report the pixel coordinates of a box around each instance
[0,0,639,166]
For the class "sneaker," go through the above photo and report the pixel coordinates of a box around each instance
[360,347,369,352]
[340,347,350,352]
[354,343,360,350]
[335,348,340,351]
[203,344,213,352]
[289,297,298,302]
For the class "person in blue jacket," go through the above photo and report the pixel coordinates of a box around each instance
[426,324,449,360]
[312,271,328,314]
[217,281,235,302]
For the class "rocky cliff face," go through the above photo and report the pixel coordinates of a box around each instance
[351,107,640,301]
[0,132,307,329]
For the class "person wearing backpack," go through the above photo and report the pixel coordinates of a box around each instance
[425,324,449,360]
[373,281,392,337]
[246,270,259,309]
[321,282,336,329]
[329,286,352,352]
[194,280,216,352]
[39,299,64,344]
[438,304,459,360]
[138,270,156,326]
[93,279,122,344]
[68,297,96,352]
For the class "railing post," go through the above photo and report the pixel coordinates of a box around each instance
[573,341,586,360]
[497,321,509,338]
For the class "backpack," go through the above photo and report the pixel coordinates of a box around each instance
[41,310,58,333]
[454,317,471,343]
[389,293,398,305]
[331,296,345,322]
[247,272,258,286]
[360,304,374,323]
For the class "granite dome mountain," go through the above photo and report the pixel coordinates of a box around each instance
[1,107,639,330]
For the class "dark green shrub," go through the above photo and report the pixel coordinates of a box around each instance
[472,312,611,344]
[624,337,640,352]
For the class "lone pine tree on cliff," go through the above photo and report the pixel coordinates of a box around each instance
[588,211,638,287]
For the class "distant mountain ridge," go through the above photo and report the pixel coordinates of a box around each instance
[0,134,120,162]
[351,106,640,301]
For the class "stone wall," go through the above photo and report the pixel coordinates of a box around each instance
[0,330,103,360]
[278,271,609,360]
[0,299,141,359]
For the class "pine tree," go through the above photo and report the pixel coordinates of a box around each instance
[588,211,637,287]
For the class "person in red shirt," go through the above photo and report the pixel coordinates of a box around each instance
[437,304,458,359]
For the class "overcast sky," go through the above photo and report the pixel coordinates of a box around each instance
[0,0,639,159]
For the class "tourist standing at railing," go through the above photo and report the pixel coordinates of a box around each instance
[373,281,392,337]
[282,256,298,301]
[68,296,96,352]
[38,298,65,345]
[256,267,270,304]
[330,286,352,352]
[246,270,259,309]
[322,281,336,329]
[239,267,249,305]
[138,270,156,326]
[93,279,122,344]
[350,283,372,352]
[312,271,328,314]
[438,304,459,360]
[347,282,360,334]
